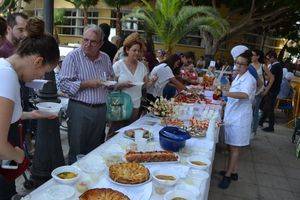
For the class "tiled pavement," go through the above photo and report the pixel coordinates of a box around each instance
[209,123,300,200]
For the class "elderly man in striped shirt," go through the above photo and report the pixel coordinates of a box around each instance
[59,25,114,164]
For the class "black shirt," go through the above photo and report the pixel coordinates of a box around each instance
[269,61,283,95]
[100,39,118,62]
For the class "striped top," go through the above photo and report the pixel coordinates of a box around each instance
[58,47,113,104]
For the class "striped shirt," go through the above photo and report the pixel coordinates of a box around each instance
[58,47,113,104]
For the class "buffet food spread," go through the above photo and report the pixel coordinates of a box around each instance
[79,188,130,200]
[25,87,222,200]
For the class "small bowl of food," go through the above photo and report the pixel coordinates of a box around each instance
[187,156,211,171]
[51,165,80,184]
[164,189,196,200]
[152,169,179,195]
[36,102,62,116]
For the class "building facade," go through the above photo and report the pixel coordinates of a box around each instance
[23,0,285,62]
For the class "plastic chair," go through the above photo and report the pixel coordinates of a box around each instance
[275,88,297,128]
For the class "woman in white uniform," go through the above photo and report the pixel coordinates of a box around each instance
[218,50,256,189]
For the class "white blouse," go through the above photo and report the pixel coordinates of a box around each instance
[113,59,148,108]
[0,58,22,123]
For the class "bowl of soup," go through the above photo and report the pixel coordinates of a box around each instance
[51,165,80,184]
[164,190,196,200]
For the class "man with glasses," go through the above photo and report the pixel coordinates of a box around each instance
[59,25,114,164]
[259,50,283,132]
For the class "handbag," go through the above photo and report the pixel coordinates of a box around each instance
[106,91,133,121]
[0,122,29,182]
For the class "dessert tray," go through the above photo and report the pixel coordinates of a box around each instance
[79,188,130,200]
[124,151,180,164]
[108,163,151,187]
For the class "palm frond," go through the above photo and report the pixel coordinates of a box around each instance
[125,0,229,53]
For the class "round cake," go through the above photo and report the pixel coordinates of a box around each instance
[79,188,130,200]
[109,162,150,184]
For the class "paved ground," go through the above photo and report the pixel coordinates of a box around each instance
[16,112,300,200]
[209,115,300,200]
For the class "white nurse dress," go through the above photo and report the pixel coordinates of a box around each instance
[224,70,256,146]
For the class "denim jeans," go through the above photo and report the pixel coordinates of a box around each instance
[252,94,263,133]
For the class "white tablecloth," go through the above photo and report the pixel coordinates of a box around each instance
[26,105,221,200]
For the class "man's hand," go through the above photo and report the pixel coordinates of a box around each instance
[81,80,102,89]
[117,81,135,89]
[30,110,58,119]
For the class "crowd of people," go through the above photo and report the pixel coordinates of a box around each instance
[0,12,297,199]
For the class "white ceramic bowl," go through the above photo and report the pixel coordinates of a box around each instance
[51,165,80,184]
[152,169,179,186]
[46,184,75,200]
[164,189,197,200]
[187,156,211,171]
[36,102,62,116]
[152,169,179,195]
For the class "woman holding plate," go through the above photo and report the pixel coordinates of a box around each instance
[0,18,60,199]
[113,33,157,122]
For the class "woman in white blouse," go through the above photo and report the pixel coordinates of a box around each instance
[0,19,60,199]
[147,54,186,100]
[113,34,156,122]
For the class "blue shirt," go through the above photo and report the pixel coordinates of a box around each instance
[278,78,293,99]
[248,65,259,81]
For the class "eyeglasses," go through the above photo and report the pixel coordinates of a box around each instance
[235,61,248,67]
[83,38,100,47]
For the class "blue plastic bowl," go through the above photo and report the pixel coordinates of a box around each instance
[159,126,191,152]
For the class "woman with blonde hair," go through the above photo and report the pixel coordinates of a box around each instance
[113,32,156,122]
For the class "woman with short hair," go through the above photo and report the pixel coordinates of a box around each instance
[251,49,274,135]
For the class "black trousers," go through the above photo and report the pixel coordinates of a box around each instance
[0,122,19,200]
[260,92,278,128]
[67,101,107,164]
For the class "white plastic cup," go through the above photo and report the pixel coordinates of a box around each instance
[134,130,144,141]
[136,138,147,151]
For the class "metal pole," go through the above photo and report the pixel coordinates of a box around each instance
[44,0,53,34]
[29,0,65,186]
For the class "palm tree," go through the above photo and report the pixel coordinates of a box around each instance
[0,0,32,15]
[53,9,66,43]
[103,0,135,36]
[65,0,98,26]
[125,0,229,54]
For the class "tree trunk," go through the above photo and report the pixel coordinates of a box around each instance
[16,0,22,12]
[202,31,220,67]
[260,29,267,51]
[116,7,122,36]
[145,31,155,54]
[83,8,88,26]
[54,25,60,44]
[165,44,173,56]
[278,40,288,62]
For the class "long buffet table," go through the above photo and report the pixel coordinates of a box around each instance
[24,100,222,200]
